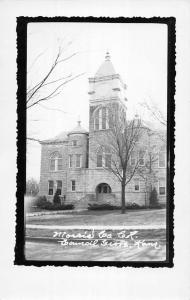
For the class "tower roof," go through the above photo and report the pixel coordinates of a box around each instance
[95,52,117,77]
[68,120,88,135]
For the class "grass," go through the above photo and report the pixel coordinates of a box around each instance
[26,208,166,227]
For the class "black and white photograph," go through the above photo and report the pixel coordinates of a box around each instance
[16,18,174,266]
[3,0,190,298]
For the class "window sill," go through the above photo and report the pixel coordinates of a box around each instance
[93,129,110,132]
[69,167,82,169]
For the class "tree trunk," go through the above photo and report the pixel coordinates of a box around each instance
[121,182,126,214]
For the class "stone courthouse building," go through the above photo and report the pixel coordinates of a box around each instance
[39,52,166,208]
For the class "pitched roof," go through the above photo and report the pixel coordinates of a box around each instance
[95,52,117,77]
[41,131,68,144]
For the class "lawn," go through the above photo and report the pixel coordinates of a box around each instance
[26,208,166,227]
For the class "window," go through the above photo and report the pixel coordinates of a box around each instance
[69,155,73,168]
[159,178,166,195]
[72,140,77,146]
[130,151,136,166]
[57,158,63,170]
[97,154,103,167]
[139,150,146,166]
[105,154,111,168]
[50,159,55,171]
[102,107,106,129]
[134,179,140,191]
[94,107,109,130]
[94,109,100,130]
[49,152,62,171]
[76,154,82,168]
[56,181,62,195]
[159,151,166,167]
[71,180,76,191]
[48,181,54,195]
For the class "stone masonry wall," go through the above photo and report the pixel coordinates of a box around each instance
[39,142,68,199]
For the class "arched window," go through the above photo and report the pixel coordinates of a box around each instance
[49,151,63,171]
[94,106,109,131]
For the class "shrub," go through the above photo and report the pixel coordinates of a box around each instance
[88,203,119,210]
[88,203,145,210]
[149,188,159,208]
[34,195,74,210]
[35,196,48,208]
[53,190,61,205]
[127,202,142,209]
[47,204,74,210]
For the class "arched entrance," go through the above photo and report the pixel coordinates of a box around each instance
[96,183,112,201]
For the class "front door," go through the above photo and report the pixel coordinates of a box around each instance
[96,183,111,201]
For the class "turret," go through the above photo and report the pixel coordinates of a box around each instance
[67,121,88,168]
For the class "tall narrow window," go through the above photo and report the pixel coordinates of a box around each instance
[97,154,103,167]
[94,109,99,130]
[50,159,55,171]
[94,107,110,130]
[105,154,111,168]
[76,154,82,168]
[134,179,140,191]
[159,178,166,195]
[48,180,54,195]
[159,152,166,167]
[49,152,62,171]
[56,181,62,195]
[102,107,106,130]
[108,108,112,129]
[139,150,145,166]
[71,180,76,191]
[69,155,73,168]
[57,157,63,170]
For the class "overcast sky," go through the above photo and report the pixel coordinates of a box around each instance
[27,22,167,180]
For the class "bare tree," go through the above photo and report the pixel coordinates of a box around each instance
[27,45,85,144]
[91,103,144,214]
[137,142,158,206]
[26,178,39,196]
[27,46,84,110]
[140,102,167,127]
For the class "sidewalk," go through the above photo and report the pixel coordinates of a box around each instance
[26,209,86,217]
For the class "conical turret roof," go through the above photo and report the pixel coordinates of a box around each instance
[95,52,117,77]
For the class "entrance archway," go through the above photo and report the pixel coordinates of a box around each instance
[96,183,111,201]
